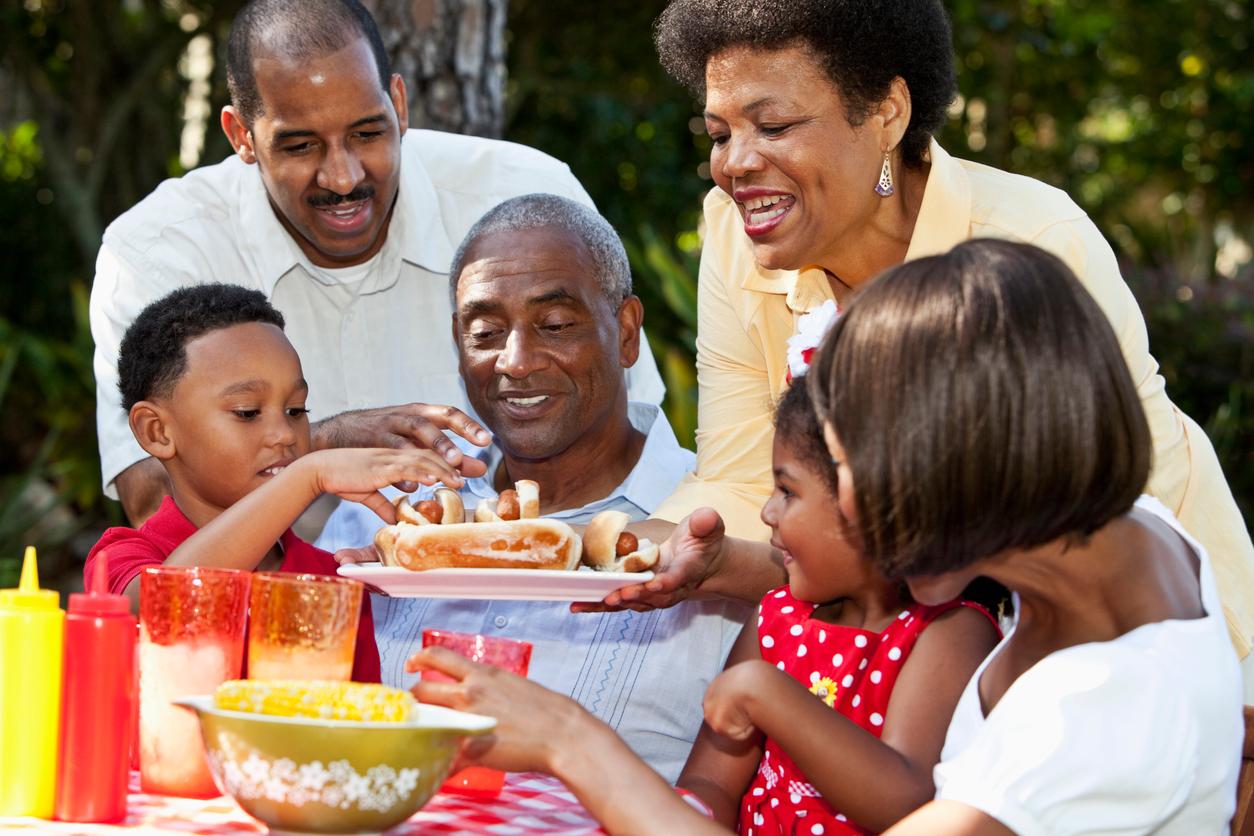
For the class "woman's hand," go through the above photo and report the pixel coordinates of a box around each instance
[406,647,590,775]
[702,659,780,742]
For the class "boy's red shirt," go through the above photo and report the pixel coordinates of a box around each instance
[84,496,381,684]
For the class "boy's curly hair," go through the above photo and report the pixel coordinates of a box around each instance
[118,284,285,411]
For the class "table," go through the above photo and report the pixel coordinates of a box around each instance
[0,772,607,834]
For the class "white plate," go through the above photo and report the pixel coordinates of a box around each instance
[337,562,654,602]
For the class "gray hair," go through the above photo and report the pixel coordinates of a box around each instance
[448,194,633,306]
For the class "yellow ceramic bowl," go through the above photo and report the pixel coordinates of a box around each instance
[177,695,495,834]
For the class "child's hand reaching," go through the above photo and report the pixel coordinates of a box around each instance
[406,646,586,775]
[301,447,466,524]
[157,446,471,579]
[411,647,727,835]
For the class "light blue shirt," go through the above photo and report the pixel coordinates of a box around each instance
[318,403,751,783]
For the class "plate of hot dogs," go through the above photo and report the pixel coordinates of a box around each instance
[337,480,656,601]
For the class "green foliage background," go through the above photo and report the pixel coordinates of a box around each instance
[1,0,1251,583]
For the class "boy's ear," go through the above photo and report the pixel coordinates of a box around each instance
[129,401,177,461]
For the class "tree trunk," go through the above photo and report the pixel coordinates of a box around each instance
[366,0,508,138]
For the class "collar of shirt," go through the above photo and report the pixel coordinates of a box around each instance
[234,131,457,298]
[457,402,695,521]
[737,138,973,316]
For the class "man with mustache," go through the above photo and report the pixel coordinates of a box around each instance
[89,0,665,525]
[319,193,749,783]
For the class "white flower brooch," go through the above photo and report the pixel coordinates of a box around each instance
[785,299,841,383]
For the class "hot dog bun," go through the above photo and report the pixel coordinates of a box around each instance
[374,519,582,571]
[393,496,431,526]
[435,488,466,524]
[516,479,540,519]
[581,510,659,573]
[474,497,503,523]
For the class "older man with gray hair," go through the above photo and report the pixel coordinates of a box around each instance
[320,194,748,782]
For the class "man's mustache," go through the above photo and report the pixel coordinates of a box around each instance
[308,185,375,208]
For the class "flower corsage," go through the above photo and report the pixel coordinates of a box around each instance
[785,299,841,384]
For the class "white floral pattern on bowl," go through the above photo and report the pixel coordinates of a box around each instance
[207,751,422,812]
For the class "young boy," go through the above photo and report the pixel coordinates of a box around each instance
[85,284,466,682]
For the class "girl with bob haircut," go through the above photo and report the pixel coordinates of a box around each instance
[806,239,1241,834]
[408,239,1242,836]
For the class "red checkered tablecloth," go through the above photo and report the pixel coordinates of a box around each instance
[0,772,607,834]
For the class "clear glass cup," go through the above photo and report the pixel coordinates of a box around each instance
[247,572,363,682]
[138,566,250,797]
[421,629,533,797]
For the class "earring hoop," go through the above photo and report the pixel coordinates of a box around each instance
[875,151,894,197]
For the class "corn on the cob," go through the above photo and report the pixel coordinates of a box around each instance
[213,680,415,722]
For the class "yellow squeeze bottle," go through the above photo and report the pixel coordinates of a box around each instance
[0,547,65,817]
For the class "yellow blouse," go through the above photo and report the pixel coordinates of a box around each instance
[652,140,1254,656]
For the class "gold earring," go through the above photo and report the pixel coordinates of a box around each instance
[875,151,894,197]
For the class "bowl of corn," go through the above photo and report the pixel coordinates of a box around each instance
[177,680,494,834]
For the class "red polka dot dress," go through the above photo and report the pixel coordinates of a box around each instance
[738,587,995,835]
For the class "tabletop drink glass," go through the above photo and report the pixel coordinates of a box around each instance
[138,566,249,797]
[421,629,533,797]
[247,572,363,682]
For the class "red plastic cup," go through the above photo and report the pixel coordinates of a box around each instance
[421,629,532,797]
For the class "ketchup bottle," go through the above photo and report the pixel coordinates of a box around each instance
[55,551,136,822]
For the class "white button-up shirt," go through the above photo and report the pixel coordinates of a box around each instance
[318,403,750,783]
[90,130,667,497]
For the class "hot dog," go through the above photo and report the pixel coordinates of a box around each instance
[496,489,521,521]
[393,489,465,526]
[415,500,443,524]
[380,481,581,571]
[374,519,582,571]
[394,495,431,526]
[581,510,659,573]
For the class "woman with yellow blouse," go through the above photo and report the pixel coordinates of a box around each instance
[607,0,1254,663]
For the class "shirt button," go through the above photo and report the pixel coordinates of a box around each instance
[493,615,508,628]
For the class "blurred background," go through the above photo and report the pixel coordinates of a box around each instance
[1,0,1251,588]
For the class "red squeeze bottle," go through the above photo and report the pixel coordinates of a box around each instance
[55,553,137,823]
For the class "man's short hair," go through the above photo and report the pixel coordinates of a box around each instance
[226,0,392,125]
[807,239,1151,579]
[118,284,286,411]
[448,194,633,306]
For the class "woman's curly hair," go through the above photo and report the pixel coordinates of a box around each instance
[654,0,956,167]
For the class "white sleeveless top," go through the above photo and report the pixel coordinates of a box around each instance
[934,496,1242,835]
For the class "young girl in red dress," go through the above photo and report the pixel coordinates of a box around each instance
[677,382,1001,835]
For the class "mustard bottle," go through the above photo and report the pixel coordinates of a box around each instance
[0,547,65,817]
